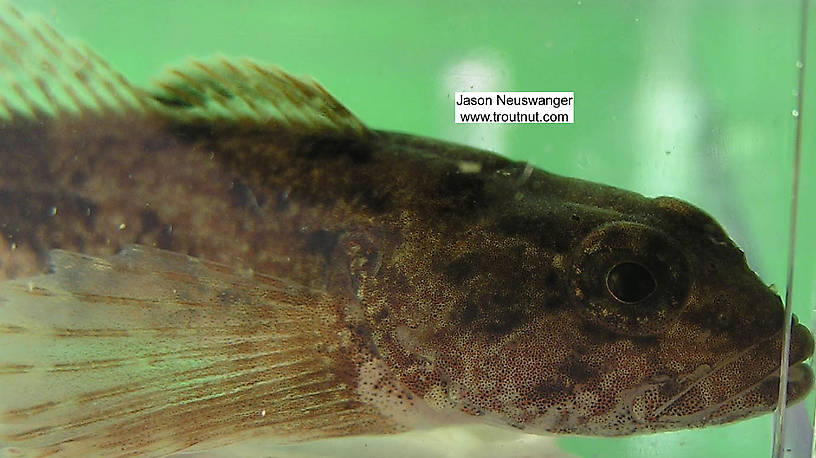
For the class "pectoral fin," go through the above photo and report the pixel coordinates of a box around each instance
[0,245,389,457]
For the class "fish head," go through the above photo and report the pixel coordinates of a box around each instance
[362,178,813,436]
[552,195,814,434]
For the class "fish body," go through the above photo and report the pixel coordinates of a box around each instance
[0,3,812,457]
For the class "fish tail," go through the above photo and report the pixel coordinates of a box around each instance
[0,246,383,457]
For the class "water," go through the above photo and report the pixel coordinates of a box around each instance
[6,1,815,457]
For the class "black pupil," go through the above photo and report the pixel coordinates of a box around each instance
[606,262,656,303]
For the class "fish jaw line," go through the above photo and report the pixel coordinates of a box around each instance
[649,321,784,420]
[688,362,813,429]
[644,322,814,430]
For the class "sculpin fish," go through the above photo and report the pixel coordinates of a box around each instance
[0,4,812,457]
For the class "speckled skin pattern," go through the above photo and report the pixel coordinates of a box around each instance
[0,113,812,437]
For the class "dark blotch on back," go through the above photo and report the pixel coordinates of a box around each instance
[430,170,489,216]
[137,209,176,250]
[348,179,392,214]
[140,209,161,233]
[70,170,88,187]
[0,189,96,251]
[297,135,392,213]
[155,225,175,250]
[228,179,268,212]
[299,135,373,164]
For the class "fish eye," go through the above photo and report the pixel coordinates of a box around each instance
[606,261,656,303]
[569,222,691,336]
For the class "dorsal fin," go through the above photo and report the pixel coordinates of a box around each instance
[148,57,369,136]
[0,2,369,137]
[0,1,146,120]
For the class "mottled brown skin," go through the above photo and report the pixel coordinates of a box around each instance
[0,109,812,438]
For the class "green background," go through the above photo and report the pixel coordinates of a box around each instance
[16,1,816,457]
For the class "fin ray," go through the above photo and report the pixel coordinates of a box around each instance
[0,245,380,457]
[148,56,369,136]
[0,2,145,120]
[1,2,368,138]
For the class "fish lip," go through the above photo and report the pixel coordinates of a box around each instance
[645,320,814,427]
[710,360,814,419]
[734,358,814,405]
[744,318,814,406]
[639,363,814,431]
[793,316,815,362]
[708,320,814,400]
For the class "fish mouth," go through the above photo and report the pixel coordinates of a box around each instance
[647,317,814,429]
[696,360,814,428]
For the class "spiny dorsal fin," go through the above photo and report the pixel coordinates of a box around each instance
[0,2,368,138]
[0,1,146,120]
[148,57,369,137]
